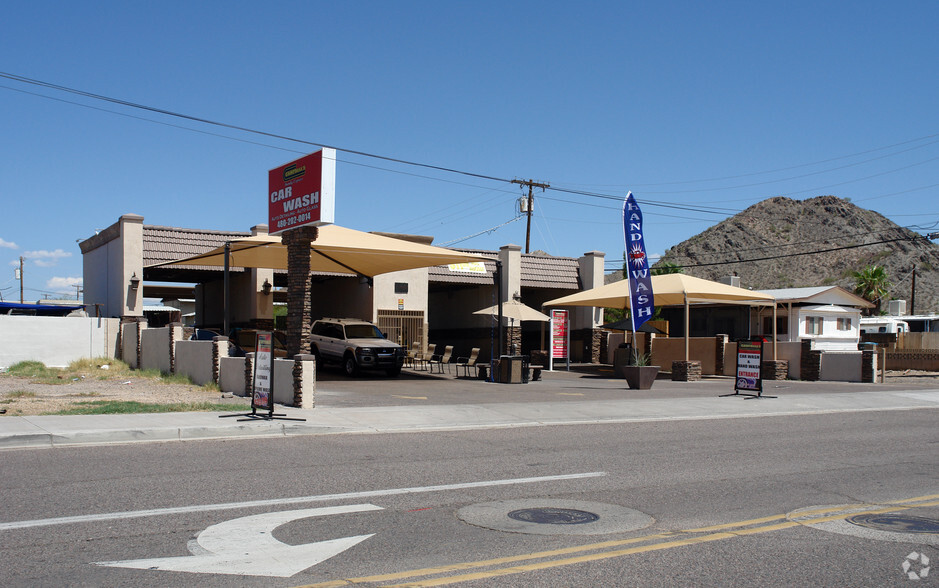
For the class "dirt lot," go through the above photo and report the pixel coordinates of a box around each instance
[0,370,249,416]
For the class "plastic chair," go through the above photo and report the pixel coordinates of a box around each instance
[430,345,453,373]
[455,348,480,378]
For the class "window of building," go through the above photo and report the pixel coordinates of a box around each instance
[763,316,789,335]
[805,316,823,335]
[837,317,852,331]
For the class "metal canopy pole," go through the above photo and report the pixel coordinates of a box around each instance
[223,242,230,336]
[496,260,504,358]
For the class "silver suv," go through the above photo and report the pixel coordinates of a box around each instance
[309,318,405,377]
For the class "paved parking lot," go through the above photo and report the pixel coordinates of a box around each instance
[312,363,939,408]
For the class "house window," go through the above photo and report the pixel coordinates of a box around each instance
[806,316,823,335]
[837,317,852,331]
[763,316,788,335]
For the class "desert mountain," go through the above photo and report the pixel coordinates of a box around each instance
[652,195,939,313]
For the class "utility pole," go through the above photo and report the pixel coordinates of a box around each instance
[511,179,550,253]
[910,264,916,315]
[18,256,24,303]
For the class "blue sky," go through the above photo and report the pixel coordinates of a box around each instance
[2,1,937,302]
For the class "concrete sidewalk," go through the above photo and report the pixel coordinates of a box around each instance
[2,383,938,450]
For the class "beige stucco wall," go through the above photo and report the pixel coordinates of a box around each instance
[140,327,172,373]
[372,267,429,320]
[0,315,120,369]
[820,351,862,382]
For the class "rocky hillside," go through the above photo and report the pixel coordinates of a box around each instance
[654,195,939,313]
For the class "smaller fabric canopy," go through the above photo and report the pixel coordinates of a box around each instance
[543,274,775,308]
[151,224,486,278]
[474,300,551,323]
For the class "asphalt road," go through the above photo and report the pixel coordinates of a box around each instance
[2,406,937,587]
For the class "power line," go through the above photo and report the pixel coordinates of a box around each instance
[0,71,513,185]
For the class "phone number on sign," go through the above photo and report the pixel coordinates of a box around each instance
[276,212,312,229]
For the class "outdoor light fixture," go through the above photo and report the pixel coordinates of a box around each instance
[129,272,140,290]
[261,278,272,295]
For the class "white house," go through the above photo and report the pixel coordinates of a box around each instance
[756,286,873,351]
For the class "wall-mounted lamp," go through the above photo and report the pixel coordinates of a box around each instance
[261,278,272,295]
[512,291,522,301]
[129,272,140,290]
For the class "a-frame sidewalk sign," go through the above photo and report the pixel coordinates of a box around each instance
[720,338,776,399]
[220,331,306,421]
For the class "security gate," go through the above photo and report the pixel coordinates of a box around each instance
[376,309,426,351]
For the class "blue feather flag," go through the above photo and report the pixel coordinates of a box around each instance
[623,192,654,331]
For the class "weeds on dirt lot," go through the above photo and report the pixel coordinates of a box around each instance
[4,358,200,387]
[49,400,241,415]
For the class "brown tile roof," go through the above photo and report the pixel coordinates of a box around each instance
[427,249,581,289]
[142,226,582,290]
[143,225,249,267]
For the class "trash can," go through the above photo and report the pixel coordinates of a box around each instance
[613,343,633,378]
[498,355,524,384]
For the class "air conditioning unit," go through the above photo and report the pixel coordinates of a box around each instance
[888,299,906,316]
[721,275,740,288]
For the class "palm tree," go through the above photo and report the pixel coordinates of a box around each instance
[651,261,684,275]
[852,265,891,315]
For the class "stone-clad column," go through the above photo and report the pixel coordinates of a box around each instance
[281,226,319,357]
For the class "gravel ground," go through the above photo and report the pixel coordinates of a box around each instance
[0,370,250,416]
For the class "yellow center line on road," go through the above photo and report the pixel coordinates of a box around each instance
[391,395,428,400]
[295,494,939,588]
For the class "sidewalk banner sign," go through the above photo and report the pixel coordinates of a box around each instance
[268,148,336,235]
[720,338,775,399]
[219,332,306,421]
[252,331,274,412]
[549,309,570,371]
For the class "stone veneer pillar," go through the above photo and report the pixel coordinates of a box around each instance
[282,226,319,357]
[800,339,821,381]
[861,349,875,383]
[671,360,702,381]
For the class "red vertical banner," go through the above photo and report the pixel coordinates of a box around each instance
[551,309,569,359]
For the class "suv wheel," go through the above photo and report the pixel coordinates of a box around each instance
[386,367,402,377]
[343,354,359,377]
[311,346,323,369]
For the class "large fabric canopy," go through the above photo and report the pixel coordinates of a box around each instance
[543,273,775,308]
[152,224,486,277]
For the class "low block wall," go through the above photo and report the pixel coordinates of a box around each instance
[174,340,218,386]
[140,327,172,374]
[885,350,939,371]
[652,337,717,374]
[820,351,862,382]
[219,356,246,395]
[0,315,120,368]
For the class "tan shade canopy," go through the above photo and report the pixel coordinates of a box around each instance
[152,224,486,277]
[473,300,551,323]
[543,273,775,308]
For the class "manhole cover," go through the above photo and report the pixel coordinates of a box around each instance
[847,514,939,534]
[457,499,653,536]
[507,507,600,525]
